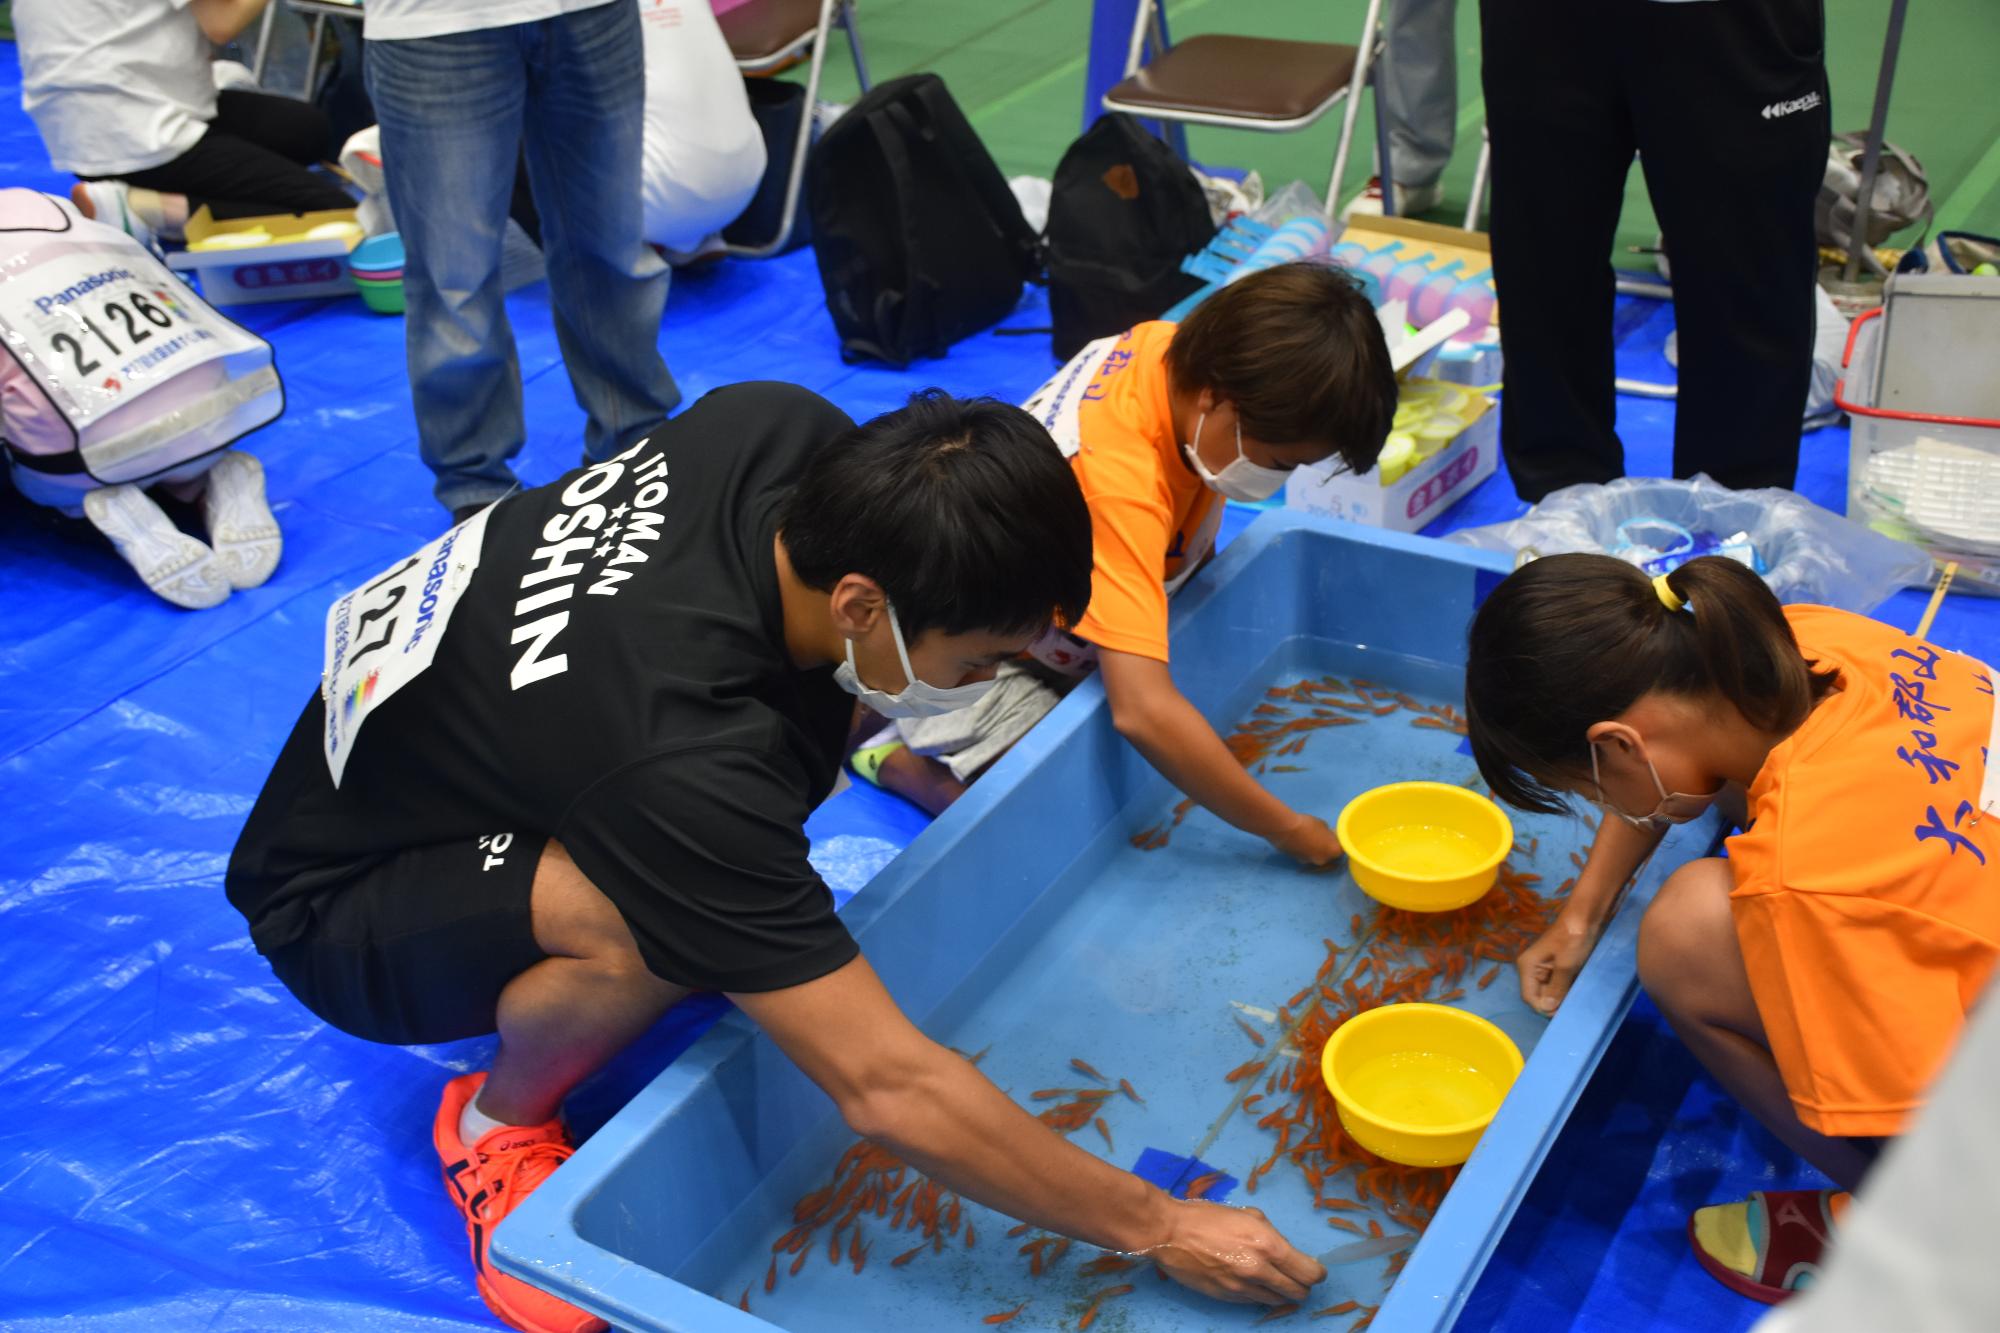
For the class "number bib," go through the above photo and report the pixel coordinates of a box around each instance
[321,507,495,786]
[0,211,275,483]
[1021,334,1121,460]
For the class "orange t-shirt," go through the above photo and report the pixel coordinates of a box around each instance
[1028,322,1216,664]
[1726,605,1998,1138]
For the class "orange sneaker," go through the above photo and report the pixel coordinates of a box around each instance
[433,1072,607,1333]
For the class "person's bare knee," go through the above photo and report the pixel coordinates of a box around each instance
[1637,857,1739,1008]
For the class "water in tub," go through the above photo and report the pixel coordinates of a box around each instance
[693,646,1590,1331]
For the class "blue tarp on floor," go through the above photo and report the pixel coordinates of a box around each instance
[1,43,1993,1333]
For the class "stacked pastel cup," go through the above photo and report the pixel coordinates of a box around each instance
[349,233,405,315]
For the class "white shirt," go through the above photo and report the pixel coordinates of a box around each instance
[636,1,763,251]
[14,0,217,177]
[364,0,618,42]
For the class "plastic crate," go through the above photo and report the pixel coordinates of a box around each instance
[1837,301,2000,593]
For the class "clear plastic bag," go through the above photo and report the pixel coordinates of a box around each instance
[1445,473,1934,613]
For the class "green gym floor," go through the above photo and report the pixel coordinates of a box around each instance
[799,0,2000,257]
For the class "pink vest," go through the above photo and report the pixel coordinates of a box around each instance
[0,189,281,511]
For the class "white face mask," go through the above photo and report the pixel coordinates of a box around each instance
[1183,412,1291,503]
[833,599,998,719]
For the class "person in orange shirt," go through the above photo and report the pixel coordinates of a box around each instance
[853,263,1397,867]
[1463,553,1998,1306]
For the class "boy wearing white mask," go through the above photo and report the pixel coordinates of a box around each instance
[227,382,1328,1333]
[857,264,1396,870]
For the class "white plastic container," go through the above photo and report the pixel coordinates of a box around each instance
[1837,300,2000,593]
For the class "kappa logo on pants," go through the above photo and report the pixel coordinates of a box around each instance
[1761,91,1823,120]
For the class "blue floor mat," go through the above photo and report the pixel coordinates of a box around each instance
[1,42,1992,1332]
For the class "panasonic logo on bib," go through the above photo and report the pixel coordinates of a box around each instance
[1761,91,1822,120]
[34,267,137,316]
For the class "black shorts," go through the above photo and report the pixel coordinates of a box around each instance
[260,833,549,1046]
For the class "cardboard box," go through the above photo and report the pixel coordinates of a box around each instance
[1285,410,1498,533]
[167,206,362,305]
[1285,218,1504,533]
[1339,212,1496,318]
[1285,345,1504,533]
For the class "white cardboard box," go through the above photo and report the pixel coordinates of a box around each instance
[166,206,361,306]
[1285,342,1503,533]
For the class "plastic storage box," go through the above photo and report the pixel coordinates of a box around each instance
[1836,275,2000,593]
[492,511,1720,1333]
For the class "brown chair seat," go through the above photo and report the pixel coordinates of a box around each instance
[1105,35,1360,124]
[719,0,823,66]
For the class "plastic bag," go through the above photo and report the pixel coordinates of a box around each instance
[337,125,391,238]
[1445,474,1934,613]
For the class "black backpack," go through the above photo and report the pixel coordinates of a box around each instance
[808,74,1042,367]
[1047,114,1217,358]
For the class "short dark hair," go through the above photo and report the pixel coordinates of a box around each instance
[779,390,1092,640]
[1465,554,1839,814]
[1164,262,1397,474]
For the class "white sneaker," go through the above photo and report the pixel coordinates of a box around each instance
[201,450,282,588]
[1341,176,1445,221]
[69,181,157,251]
[83,484,231,609]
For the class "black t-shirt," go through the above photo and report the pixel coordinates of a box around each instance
[227,383,862,992]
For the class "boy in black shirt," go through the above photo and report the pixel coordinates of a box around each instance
[228,383,1326,1333]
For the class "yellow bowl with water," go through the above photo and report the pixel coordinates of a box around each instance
[1337,781,1512,912]
[1321,1002,1524,1166]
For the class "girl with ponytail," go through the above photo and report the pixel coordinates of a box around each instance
[1465,554,1997,1305]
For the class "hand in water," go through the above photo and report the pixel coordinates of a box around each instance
[1271,813,1344,869]
[1518,912,1601,1015]
[1149,1199,1325,1305]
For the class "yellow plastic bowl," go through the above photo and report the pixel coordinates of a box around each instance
[1337,780,1512,912]
[1321,1002,1524,1167]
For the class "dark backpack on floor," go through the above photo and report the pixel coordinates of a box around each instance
[808,73,1042,367]
[1047,114,1217,358]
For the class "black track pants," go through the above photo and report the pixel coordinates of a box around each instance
[1479,0,1830,500]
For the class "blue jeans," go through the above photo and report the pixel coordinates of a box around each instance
[366,2,680,512]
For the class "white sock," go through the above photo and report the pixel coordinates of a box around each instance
[459,1091,510,1147]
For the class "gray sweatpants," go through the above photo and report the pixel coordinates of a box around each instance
[1379,0,1459,190]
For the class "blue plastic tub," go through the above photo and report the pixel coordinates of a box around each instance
[494,511,1720,1332]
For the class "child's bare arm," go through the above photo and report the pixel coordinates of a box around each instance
[1519,816,1666,1013]
[1098,648,1341,866]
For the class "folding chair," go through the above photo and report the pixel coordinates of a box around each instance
[1463,124,1491,232]
[718,0,872,257]
[1100,0,1393,222]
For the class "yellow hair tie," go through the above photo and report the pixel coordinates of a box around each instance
[1653,573,1686,613]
